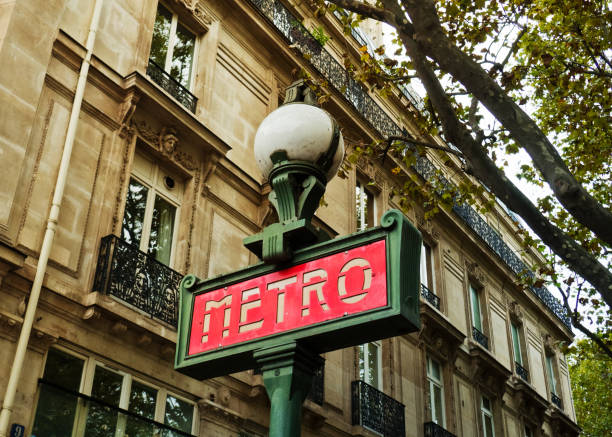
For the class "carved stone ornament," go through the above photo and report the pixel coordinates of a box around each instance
[133,120,197,172]
[171,0,213,27]
[508,301,524,324]
[542,333,557,355]
[416,213,440,243]
[466,261,486,287]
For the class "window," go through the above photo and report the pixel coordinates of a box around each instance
[355,180,375,231]
[356,179,379,386]
[426,356,445,427]
[524,425,533,437]
[470,284,482,332]
[31,348,197,437]
[545,354,558,395]
[511,322,528,380]
[358,341,382,389]
[420,242,435,293]
[121,151,183,266]
[150,3,196,89]
[480,396,495,437]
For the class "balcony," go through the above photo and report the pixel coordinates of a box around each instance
[421,284,440,310]
[93,235,183,327]
[472,327,489,349]
[352,380,405,437]
[146,59,197,113]
[551,393,563,409]
[424,422,456,437]
[245,0,571,331]
[515,362,529,382]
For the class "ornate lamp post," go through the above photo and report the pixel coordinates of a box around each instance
[243,80,344,436]
[244,80,344,263]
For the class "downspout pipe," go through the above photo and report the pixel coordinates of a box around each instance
[0,0,105,434]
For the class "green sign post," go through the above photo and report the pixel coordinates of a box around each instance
[176,81,421,436]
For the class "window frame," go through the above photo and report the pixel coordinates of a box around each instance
[121,149,183,268]
[150,1,199,90]
[420,241,436,294]
[470,283,483,333]
[426,356,446,427]
[545,353,559,396]
[480,395,496,437]
[32,347,199,437]
[358,340,382,390]
[355,178,377,232]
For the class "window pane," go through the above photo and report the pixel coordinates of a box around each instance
[429,358,441,381]
[358,344,365,381]
[84,366,123,437]
[164,395,194,436]
[433,385,444,425]
[546,355,557,394]
[366,343,380,389]
[170,23,195,87]
[148,195,176,265]
[511,324,522,365]
[31,350,84,437]
[484,415,494,437]
[126,381,158,437]
[122,178,148,247]
[470,285,482,331]
[150,4,172,67]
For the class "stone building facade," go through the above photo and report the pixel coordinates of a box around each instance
[0,0,580,436]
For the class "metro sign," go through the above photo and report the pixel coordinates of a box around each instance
[175,210,421,379]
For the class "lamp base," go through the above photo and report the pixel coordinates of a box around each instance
[243,219,330,264]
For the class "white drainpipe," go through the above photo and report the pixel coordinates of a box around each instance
[0,0,105,434]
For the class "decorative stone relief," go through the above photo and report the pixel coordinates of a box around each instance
[171,0,213,28]
[132,120,197,172]
[466,261,487,287]
[542,333,558,355]
[509,301,524,324]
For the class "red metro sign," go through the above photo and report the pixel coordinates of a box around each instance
[189,240,387,355]
[175,210,421,379]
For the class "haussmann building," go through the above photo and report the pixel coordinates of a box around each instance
[0,1,581,437]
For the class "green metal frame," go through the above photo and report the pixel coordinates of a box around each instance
[175,209,421,379]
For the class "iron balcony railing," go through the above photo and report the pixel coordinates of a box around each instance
[421,284,440,310]
[246,0,571,330]
[515,362,529,382]
[424,421,457,437]
[146,59,197,113]
[551,393,563,409]
[93,235,183,327]
[352,380,405,437]
[37,379,195,437]
[472,326,489,350]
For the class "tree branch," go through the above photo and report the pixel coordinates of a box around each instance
[556,283,612,359]
[381,0,612,309]
[323,0,394,23]
[401,0,612,248]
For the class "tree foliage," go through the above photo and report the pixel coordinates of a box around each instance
[314,0,611,350]
[567,337,612,436]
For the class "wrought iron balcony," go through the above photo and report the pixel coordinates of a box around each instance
[421,284,440,310]
[308,360,324,405]
[424,421,456,437]
[515,362,529,382]
[352,380,405,437]
[551,393,563,409]
[146,59,197,113]
[246,0,571,331]
[93,235,183,327]
[472,327,489,349]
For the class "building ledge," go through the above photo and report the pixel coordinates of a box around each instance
[419,303,466,362]
[468,341,512,397]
